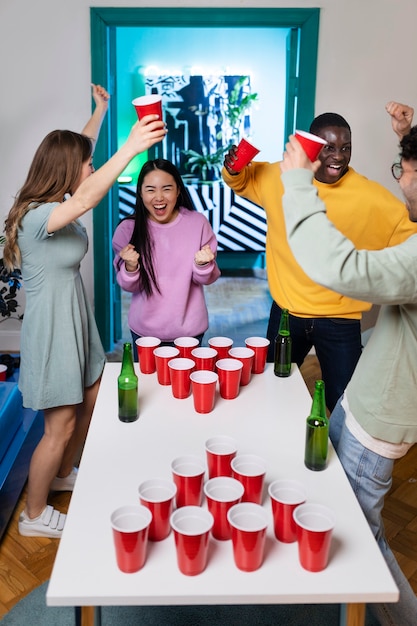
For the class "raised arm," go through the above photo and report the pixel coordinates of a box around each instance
[47,116,167,233]
[81,84,110,150]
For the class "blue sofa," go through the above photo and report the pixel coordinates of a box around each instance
[0,370,43,541]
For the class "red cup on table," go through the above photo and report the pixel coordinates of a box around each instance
[228,137,260,173]
[204,476,244,540]
[293,502,335,572]
[268,479,306,543]
[170,506,214,576]
[174,336,200,358]
[0,364,7,381]
[245,336,270,374]
[190,370,218,414]
[168,357,195,399]
[190,347,218,371]
[216,358,243,400]
[110,504,152,573]
[294,130,328,161]
[231,454,267,505]
[138,478,177,541]
[171,455,206,508]
[228,346,255,386]
[153,346,180,385]
[208,336,233,361]
[135,336,161,374]
[227,502,269,572]
[205,435,238,479]
[132,94,163,121]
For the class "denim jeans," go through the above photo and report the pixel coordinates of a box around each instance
[330,398,417,626]
[266,301,362,412]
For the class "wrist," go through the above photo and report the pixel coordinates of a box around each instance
[125,262,139,272]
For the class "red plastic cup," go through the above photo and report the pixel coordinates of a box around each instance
[294,130,328,161]
[231,454,267,504]
[168,358,195,399]
[174,336,200,358]
[269,479,306,543]
[227,502,269,571]
[190,347,218,371]
[170,506,214,576]
[138,478,177,541]
[190,370,218,414]
[245,337,270,374]
[228,347,255,386]
[153,346,180,385]
[208,336,234,361]
[0,364,7,381]
[110,504,152,573]
[205,435,238,479]
[229,138,260,173]
[135,337,161,374]
[293,503,335,572]
[216,358,243,400]
[171,455,206,508]
[204,476,244,540]
[132,94,163,121]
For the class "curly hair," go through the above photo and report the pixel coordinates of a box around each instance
[400,125,417,161]
[3,130,92,270]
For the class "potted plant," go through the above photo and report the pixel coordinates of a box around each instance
[182,143,226,183]
[0,236,23,322]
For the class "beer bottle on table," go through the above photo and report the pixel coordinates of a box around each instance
[304,380,329,471]
[274,308,292,377]
[118,342,138,422]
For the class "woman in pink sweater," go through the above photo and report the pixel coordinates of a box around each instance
[112,159,220,358]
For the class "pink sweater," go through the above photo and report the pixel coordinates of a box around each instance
[112,208,221,341]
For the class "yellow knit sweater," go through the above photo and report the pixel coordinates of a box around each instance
[222,163,417,318]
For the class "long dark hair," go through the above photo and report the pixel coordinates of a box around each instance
[126,159,195,297]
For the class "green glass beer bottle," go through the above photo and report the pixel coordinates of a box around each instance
[274,308,292,377]
[304,380,329,471]
[118,342,138,423]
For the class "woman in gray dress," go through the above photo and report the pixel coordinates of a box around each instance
[3,85,167,538]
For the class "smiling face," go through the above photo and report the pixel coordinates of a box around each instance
[399,159,417,222]
[313,126,352,184]
[140,169,180,224]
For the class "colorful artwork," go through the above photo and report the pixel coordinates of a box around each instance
[119,74,266,252]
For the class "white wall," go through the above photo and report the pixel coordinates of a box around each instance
[1,0,416,349]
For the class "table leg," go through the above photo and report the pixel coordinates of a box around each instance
[74,606,101,626]
[340,603,366,626]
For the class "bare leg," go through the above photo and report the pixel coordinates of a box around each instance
[58,377,102,475]
[25,405,77,519]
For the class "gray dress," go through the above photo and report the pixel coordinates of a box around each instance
[18,203,106,410]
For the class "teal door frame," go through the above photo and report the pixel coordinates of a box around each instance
[90,7,320,351]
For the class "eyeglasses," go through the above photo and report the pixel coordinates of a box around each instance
[391,162,403,181]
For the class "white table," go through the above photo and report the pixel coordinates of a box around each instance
[47,363,398,626]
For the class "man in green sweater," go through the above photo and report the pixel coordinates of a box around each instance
[280,101,417,626]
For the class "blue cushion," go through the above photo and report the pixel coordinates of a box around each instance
[0,382,23,464]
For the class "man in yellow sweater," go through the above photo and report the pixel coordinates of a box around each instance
[222,110,416,411]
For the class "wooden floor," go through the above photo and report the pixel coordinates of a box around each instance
[1,355,417,619]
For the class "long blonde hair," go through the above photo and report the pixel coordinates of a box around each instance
[4,130,92,270]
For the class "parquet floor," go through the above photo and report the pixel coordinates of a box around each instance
[1,355,417,619]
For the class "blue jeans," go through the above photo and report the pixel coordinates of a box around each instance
[330,398,417,626]
[266,302,362,412]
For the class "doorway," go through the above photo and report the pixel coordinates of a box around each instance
[90,7,320,351]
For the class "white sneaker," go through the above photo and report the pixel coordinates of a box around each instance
[18,505,66,538]
[50,467,78,492]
